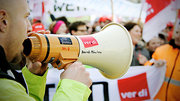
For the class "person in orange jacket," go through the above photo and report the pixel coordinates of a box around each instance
[145,24,180,101]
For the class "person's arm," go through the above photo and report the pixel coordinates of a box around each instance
[53,79,91,101]
[0,79,36,101]
[53,62,92,101]
[21,54,48,101]
[22,66,48,101]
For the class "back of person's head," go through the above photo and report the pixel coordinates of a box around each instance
[69,21,86,35]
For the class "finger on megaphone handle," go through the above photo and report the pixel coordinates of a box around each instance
[26,58,48,75]
[63,61,82,70]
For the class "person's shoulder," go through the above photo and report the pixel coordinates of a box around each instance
[156,44,171,51]
[0,78,25,91]
[0,79,33,101]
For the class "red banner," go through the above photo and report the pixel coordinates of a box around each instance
[117,73,150,101]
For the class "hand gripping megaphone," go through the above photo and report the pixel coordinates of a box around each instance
[23,23,133,79]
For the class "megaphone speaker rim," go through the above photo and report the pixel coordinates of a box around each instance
[99,22,133,79]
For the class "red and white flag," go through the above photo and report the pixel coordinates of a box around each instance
[143,0,176,42]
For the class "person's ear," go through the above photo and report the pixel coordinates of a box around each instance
[0,10,8,33]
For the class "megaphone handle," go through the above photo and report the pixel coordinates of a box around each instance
[51,59,77,70]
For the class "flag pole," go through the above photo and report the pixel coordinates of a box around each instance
[111,0,114,22]
[137,0,144,24]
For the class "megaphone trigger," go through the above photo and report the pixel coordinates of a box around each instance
[51,59,77,70]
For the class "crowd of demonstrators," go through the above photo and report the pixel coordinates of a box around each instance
[30,15,113,35]
[122,21,177,67]
[122,21,180,101]
[0,0,92,101]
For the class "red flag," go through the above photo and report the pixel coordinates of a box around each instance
[145,0,171,22]
[143,0,176,42]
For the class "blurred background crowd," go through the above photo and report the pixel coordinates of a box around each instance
[28,0,179,67]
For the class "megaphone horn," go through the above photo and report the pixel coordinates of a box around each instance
[23,23,133,79]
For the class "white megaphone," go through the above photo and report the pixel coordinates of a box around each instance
[23,23,133,79]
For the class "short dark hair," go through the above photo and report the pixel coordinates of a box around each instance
[69,21,86,34]
[158,33,166,41]
[124,22,141,31]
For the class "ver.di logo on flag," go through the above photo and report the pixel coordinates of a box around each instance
[117,73,150,101]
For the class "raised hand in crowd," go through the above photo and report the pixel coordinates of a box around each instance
[138,54,148,65]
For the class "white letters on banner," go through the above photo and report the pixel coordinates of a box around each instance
[44,65,166,101]
[29,0,146,18]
